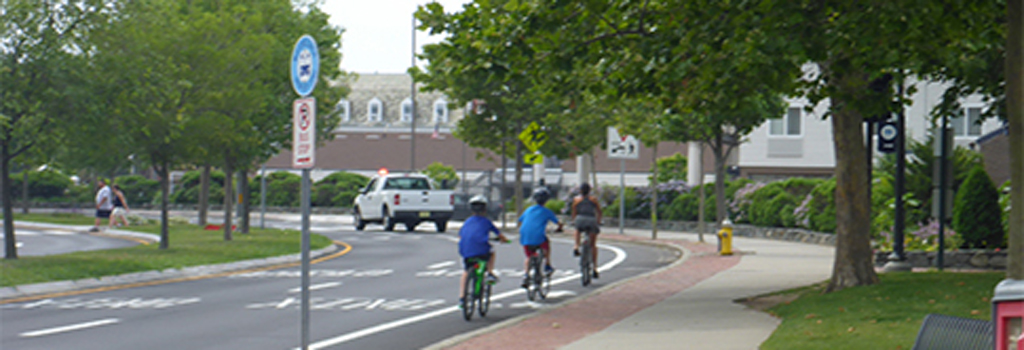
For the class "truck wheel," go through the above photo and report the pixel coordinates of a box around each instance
[435,220,448,233]
[406,221,418,232]
[383,207,396,231]
[353,207,366,231]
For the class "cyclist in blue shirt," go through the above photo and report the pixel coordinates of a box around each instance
[458,195,508,303]
[518,187,562,288]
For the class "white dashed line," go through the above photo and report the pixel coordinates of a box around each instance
[20,318,120,338]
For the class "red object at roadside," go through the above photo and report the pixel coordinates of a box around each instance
[204,224,237,231]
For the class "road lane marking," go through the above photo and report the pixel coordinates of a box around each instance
[300,244,628,350]
[1,240,353,305]
[288,282,342,294]
[20,318,120,338]
[427,261,456,269]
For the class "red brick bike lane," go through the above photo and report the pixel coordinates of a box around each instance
[439,234,742,350]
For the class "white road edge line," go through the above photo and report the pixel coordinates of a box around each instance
[288,282,343,294]
[20,318,120,338]
[298,244,628,350]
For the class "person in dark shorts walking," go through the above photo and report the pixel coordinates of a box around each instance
[571,183,602,278]
[91,180,113,232]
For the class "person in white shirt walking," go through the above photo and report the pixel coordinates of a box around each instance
[91,180,113,232]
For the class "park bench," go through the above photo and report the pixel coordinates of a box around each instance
[912,313,994,350]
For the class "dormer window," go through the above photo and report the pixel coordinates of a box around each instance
[335,99,350,122]
[401,98,413,123]
[368,98,383,122]
[433,99,448,124]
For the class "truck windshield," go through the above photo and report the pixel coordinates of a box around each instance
[383,177,431,190]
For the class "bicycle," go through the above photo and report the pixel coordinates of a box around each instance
[461,256,493,321]
[579,231,596,286]
[523,245,549,301]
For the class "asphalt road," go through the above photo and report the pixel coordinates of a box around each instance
[0,226,138,256]
[1,217,678,350]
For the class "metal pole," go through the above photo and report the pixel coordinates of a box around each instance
[410,12,417,172]
[462,140,468,194]
[501,139,507,229]
[938,122,949,271]
[619,158,625,235]
[260,165,266,230]
[893,82,907,262]
[300,169,311,349]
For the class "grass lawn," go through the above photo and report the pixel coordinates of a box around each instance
[0,212,333,287]
[760,272,1003,350]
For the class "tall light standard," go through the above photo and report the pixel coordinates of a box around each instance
[410,12,417,172]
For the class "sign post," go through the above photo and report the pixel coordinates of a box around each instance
[608,127,639,234]
[291,34,319,350]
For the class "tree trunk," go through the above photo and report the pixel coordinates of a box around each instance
[22,169,29,214]
[3,143,17,259]
[1006,0,1023,280]
[223,158,234,241]
[651,143,658,239]
[712,134,728,225]
[826,73,880,292]
[239,169,250,234]
[198,164,210,226]
[157,163,170,250]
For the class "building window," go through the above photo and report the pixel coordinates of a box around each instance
[951,106,983,137]
[335,99,350,122]
[401,98,413,123]
[368,98,383,122]
[433,99,448,124]
[769,107,802,136]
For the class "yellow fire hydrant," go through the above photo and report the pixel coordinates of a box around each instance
[718,219,734,256]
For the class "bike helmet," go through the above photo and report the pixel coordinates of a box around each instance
[469,195,488,214]
[532,187,551,205]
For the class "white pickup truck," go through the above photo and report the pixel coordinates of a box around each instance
[352,173,454,232]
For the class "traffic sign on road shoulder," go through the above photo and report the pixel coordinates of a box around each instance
[293,97,316,168]
[291,35,320,97]
[519,122,547,152]
[607,127,639,159]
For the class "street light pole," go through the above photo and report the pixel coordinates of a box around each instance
[410,12,417,172]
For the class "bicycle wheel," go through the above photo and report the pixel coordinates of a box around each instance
[580,242,592,287]
[462,272,476,321]
[526,256,539,301]
[533,255,547,300]
[479,282,491,316]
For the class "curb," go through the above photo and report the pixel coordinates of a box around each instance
[0,238,341,303]
[422,235,693,350]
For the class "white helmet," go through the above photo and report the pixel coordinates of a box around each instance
[469,195,488,214]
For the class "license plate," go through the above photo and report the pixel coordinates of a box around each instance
[419,211,430,218]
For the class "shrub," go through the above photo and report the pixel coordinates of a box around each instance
[261,171,302,207]
[545,199,566,214]
[170,170,225,204]
[10,169,74,200]
[113,175,159,206]
[310,172,370,207]
[952,166,1004,248]
[421,162,459,189]
[794,178,837,233]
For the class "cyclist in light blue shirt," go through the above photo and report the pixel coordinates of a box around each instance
[518,187,562,288]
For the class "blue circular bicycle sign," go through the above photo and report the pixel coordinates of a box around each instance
[291,35,319,97]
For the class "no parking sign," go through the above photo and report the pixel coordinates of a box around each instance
[293,97,316,168]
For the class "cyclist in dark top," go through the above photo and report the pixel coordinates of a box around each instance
[571,183,602,278]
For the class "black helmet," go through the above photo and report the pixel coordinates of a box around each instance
[469,195,488,214]
[532,187,550,205]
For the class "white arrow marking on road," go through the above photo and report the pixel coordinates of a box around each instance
[508,301,546,309]
[544,290,578,299]
[20,318,120,338]
[298,244,628,350]
[288,282,342,294]
[427,261,456,269]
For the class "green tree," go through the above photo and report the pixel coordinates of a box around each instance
[952,166,1004,249]
[421,162,458,189]
[651,154,687,184]
[1,0,111,258]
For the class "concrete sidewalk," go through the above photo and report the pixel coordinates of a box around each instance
[432,228,835,350]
